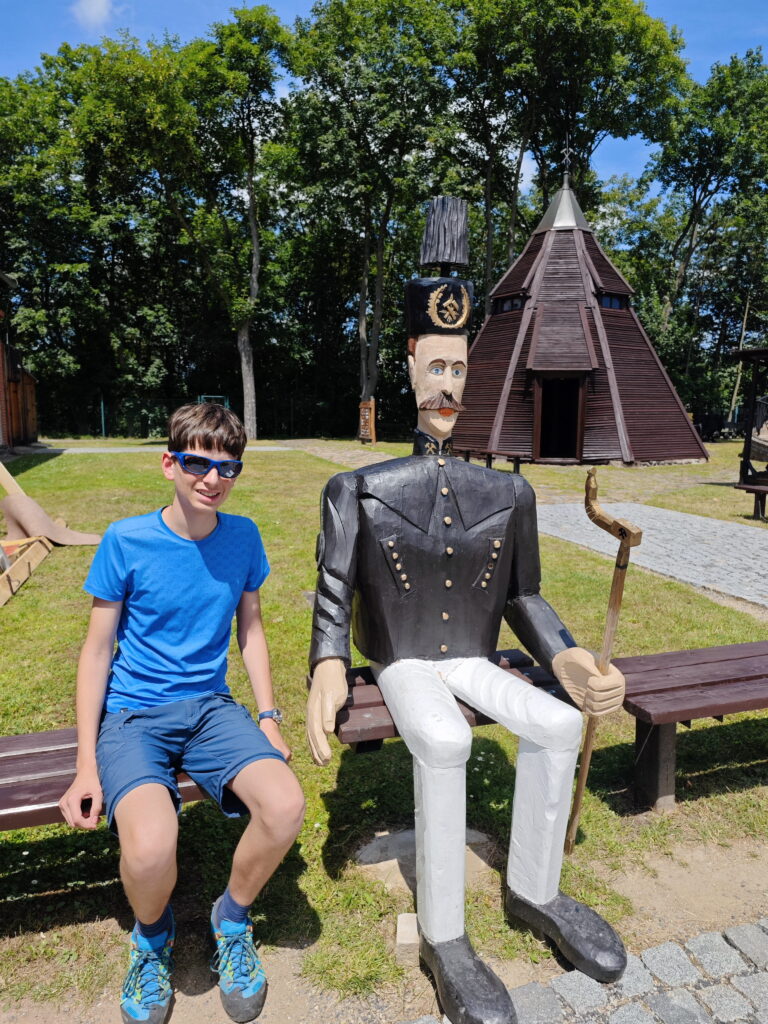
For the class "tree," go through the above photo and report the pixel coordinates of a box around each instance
[290,0,454,406]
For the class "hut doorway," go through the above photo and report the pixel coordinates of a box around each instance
[535,376,583,460]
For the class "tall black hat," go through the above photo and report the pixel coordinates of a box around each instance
[406,197,473,337]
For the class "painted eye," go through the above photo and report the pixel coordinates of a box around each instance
[429,366,443,375]
[452,367,464,377]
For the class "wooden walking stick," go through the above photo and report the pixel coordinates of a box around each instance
[564,468,642,855]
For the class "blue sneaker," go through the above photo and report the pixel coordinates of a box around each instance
[210,896,267,1022]
[120,918,174,1024]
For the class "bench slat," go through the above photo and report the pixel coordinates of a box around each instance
[625,676,768,724]
[0,727,77,758]
[614,642,768,676]
[622,654,768,697]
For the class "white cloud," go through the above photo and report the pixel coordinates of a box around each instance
[70,0,115,32]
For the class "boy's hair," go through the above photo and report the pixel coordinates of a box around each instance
[167,403,247,460]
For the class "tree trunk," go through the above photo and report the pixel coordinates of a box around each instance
[239,163,261,439]
[366,196,393,399]
[358,220,372,401]
[238,323,257,439]
[484,149,495,318]
[728,291,751,423]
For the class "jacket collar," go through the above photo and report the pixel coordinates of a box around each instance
[412,429,454,457]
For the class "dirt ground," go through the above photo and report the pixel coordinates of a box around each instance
[3,836,768,1024]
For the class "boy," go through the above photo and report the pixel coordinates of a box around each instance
[59,403,305,1024]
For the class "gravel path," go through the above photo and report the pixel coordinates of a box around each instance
[402,920,768,1024]
[536,501,768,608]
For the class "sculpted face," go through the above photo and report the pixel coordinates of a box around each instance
[408,332,468,441]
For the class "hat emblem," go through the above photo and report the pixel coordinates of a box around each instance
[427,284,470,329]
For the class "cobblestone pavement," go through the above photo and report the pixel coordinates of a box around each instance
[536,501,768,608]
[401,919,768,1024]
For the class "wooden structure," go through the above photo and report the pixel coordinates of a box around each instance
[0,535,54,608]
[330,641,768,813]
[0,272,37,449]
[0,728,205,831]
[453,176,708,465]
[620,641,768,811]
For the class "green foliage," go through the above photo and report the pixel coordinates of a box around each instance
[1,4,765,436]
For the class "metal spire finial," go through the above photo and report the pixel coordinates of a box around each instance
[561,134,574,183]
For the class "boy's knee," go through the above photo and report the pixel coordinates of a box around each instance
[121,830,176,878]
[263,782,305,843]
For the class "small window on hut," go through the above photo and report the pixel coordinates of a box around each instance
[599,293,628,309]
[492,296,525,314]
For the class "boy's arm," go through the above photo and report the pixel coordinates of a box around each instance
[59,598,122,829]
[236,588,291,761]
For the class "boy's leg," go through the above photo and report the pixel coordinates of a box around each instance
[113,783,179,1024]
[225,759,305,904]
[208,759,304,1023]
[114,783,179,924]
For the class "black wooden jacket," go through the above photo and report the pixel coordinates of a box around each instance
[309,451,575,673]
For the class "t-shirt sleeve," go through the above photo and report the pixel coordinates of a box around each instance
[84,524,128,601]
[244,522,270,592]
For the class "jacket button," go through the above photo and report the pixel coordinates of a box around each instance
[492,552,498,560]
[442,611,449,620]
[438,458,446,466]
[445,579,453,588]
[484,572,491,579]
[404,582,411,590]
[440,644,448,653]
[481,581,488,588]
[445,546,454,555]
[400,573,408,581]
[443,516,452,526]
[395,562,402,570]
[441,487,449,496]
[388,541,395,548]
[493,540,501,549]
[392,551,399,559]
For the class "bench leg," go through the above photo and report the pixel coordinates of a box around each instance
[634,721,676,812]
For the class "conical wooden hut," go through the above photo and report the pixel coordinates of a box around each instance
[453,176,707,464]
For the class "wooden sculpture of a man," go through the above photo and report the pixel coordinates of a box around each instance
[306,199,627,1024]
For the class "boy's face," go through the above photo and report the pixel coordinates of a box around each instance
[161,446,239,515]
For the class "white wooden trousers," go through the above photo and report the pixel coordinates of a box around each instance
[373,657,583,943]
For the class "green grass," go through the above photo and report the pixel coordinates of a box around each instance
[0,444,766,1006]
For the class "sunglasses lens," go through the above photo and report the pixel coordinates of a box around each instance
[181,455,213,475]
[219,461,242,479]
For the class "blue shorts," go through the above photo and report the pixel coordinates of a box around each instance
[96,692,285,830]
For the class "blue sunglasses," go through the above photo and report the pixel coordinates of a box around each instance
[170,451,243,479]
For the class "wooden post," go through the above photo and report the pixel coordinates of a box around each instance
[358,399,376,444]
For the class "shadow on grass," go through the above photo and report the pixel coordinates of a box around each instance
[579,715,768,824]
[3,452,65,477]
[0,800,320,977]
[320,735,520,880]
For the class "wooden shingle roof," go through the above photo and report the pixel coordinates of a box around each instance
[453,177,707,464]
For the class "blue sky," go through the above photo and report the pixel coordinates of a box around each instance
[3,0,766,181]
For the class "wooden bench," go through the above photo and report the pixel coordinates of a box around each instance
[615,640,768,812]
[0,727,205,832]
[734,483,768,520]
[332,642,768,814]
[333,649,568,750]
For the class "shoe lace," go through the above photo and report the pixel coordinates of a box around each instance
[123,945,173,1006]
[212,928,264,989]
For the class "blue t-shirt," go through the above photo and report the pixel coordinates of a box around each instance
[84,509,269,712]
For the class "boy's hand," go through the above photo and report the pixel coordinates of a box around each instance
[59,769,103,829]
[306,658,349,766]
[260,717,292,761]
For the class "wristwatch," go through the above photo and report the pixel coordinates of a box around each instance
[258,708,283,725]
